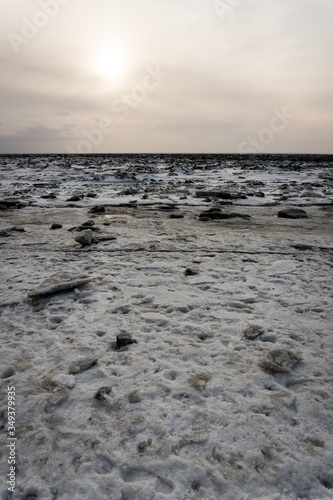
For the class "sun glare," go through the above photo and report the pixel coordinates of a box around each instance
[97,52,125,79]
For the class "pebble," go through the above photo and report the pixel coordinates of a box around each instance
[185,267,199,276]
[116,333,137,348]
[75,229,93,246]
[50,223,63,230]
[94,386,112,402]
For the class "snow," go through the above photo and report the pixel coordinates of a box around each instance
[0,154,333,500]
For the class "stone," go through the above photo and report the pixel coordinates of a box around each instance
[41,193,57,199]
[67,194,84,202]
[27,272,92,298]
[0,231,10,238]
[9,226,25,232]
[278,208,308,219]
[199,208,249,220]
[169,213,184,219]
[196,191,238,200]
[75,229,93,246]
[116,333,137,348]
[185,267,199,276]
[243,325,264,340]
[94,386,112,402]
[260,349,303,374]
[89,205,106,214]
[128,390,142,403]
[69,355,99,374]
[1,366,16,379]
[0,198,24,209]
[188,372,211,390]
[50,223,63,230]
[81,220,95,227]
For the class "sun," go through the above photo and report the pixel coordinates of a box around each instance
[97,51,125,79]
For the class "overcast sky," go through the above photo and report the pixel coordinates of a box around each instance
[0,0,332,154]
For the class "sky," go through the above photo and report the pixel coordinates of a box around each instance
[0,0,332,154]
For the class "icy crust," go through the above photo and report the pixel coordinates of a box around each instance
[0,155,333,500]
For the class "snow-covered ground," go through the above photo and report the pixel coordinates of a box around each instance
[0,154,333,500]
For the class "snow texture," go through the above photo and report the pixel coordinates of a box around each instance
[0,154,333,500]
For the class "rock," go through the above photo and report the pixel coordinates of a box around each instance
[188,372,211,390]
[41,193,57,199]
[75,229,93,246]
[243,325,265,340]
[260,349,302,374]
[9,226,25,232]
[128,390,142,403]
[89,205,105,214]
[69,355,99,374]
[116,333,137,348]
[1,366,16,379]
[50,223,63,230]
[278,208,308,219]
[0,198,24,209]
[196,191,239,200]
[27,272,92,298]
[169,213,184,219]
[94,386,112,402]
[185,267,199,276]
[0,231,10,238]
[86,192,97,198]
[81,220,95,227]
[199,208,249,220]
[67,194,84,202]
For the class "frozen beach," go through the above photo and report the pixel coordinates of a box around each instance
[0,154,333,500]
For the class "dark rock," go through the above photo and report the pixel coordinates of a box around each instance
[278,208,308,219]
[116,333,137,348]
[75,230,93,246]
[0,198,24,209]
[158,204,178,211]
[0,231,10,238]
[86,192,97,198]
[67,194,84,202]
[9,226,25,232]
[94,386,112,402]
[185,267,199,276]
[1,366,16,379]
[196,191,246,200]
[169,213,184,219]
[41,193,57,199]
[50,223,63,230]
[89,205,106,214]
[199,208,249,220]
[81,220,95,227]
